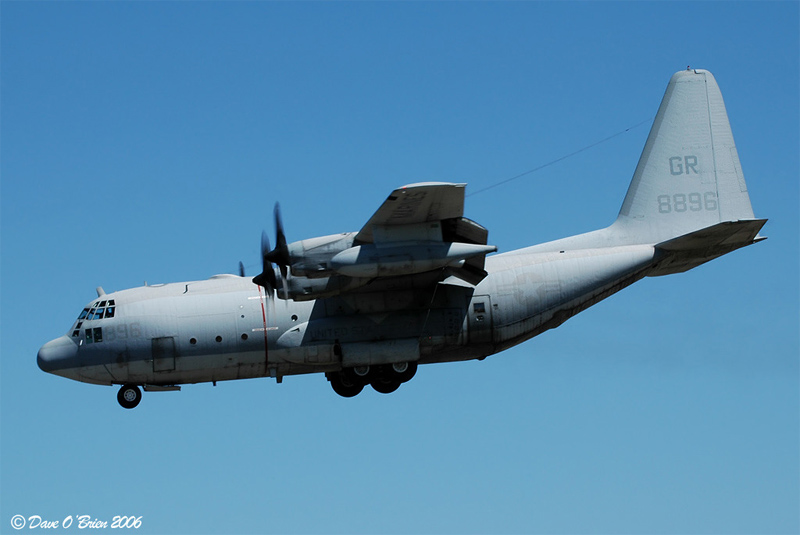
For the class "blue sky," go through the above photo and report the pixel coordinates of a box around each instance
[1,2,798,534]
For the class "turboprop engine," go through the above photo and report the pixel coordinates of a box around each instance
[329,242,498,278]
[254,204,497,301]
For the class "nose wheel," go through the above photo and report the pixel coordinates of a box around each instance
[117,384,142,409]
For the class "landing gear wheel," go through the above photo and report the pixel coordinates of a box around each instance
[327,372,364,398]
[371,377,401,394]
[392,361,417,383]
[341,366,369,387]
[117,384,142,409]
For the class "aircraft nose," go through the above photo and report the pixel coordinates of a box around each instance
[37,335,79,373]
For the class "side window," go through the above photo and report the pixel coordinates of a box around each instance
[85,328,103,343]
[105,306,115,318]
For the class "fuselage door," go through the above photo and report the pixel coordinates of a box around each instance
[468,295,493,345]
[152,336,176,372]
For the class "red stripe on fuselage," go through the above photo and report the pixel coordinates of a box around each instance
[257,286,269,371]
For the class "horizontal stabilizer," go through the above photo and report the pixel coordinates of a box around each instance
[649,219,767,276]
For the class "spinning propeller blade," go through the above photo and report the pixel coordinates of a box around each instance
[252,230,278,294]
[254,203,292,299]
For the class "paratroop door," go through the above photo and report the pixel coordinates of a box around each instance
[467,295,493,344]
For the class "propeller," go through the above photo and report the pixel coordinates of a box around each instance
[252,231,278,293]
[252,204,290,298]
[269,203,291,300]
[238,261,246,278]
[263,204,290,273]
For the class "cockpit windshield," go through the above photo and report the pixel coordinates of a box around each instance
[77,300,116,321]
[71,299,116,338]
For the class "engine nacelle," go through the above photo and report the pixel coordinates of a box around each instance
[286,233,357,278]
[329,242,497,278]
[278,273,371,301]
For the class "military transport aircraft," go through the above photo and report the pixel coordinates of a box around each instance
[38,69,766,408]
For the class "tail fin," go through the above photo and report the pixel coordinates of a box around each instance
[612,69,762,244]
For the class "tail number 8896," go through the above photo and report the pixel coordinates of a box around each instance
[657,192,717,214]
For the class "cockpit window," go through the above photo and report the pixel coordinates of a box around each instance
[76,300,118,323]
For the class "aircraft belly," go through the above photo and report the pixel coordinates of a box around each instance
[339,338,420,367]
[76,364,114,386]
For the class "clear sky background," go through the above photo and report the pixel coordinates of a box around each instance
[2,2,798,534]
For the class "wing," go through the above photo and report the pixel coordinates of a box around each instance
[273,182,497,301]
[344,182,495,285]
[354,182,468,244]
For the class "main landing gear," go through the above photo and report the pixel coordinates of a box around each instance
[117,384,142,409]
[326,362,418,398]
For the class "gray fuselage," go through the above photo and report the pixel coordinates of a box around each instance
[38,240,656,388]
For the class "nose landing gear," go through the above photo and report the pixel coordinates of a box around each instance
[117,384,142,409]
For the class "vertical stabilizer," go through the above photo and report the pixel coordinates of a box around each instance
[613,69,757,244]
